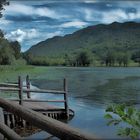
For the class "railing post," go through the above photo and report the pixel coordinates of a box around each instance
[63,78,69,119]
[18,76,23,105]
[26,75,31,98]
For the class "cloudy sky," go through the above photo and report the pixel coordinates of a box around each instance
[0,0,140,51]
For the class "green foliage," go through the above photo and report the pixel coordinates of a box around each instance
[0,30,4,38]
[104,104,140,139]
[23,53,65,66]
[10,41,21,59]
[76,51,91,66]
[26,22,140,67]
[132,51,140,66]
[0,1,24,66]
[0,30,23,65]
[63,51,92,66]
[0,0,9,18]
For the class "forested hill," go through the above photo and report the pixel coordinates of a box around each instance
[25,22,140,66]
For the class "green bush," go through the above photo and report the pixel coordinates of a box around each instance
[104,104,140,139]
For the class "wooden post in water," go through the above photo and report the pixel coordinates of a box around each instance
[64,78,69,119]
[18,76,23,105]
[26,75,31,98]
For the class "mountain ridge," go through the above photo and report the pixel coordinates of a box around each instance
[25,21,140,66]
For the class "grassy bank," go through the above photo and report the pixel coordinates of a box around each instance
[0,65,48,82]
[0,64,140,83]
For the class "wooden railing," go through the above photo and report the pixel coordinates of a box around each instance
[0,75,69,118]
[0,97,97,140]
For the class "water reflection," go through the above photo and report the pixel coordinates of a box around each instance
[31,67,140,139]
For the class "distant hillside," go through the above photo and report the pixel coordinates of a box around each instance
[27,22,140,56]
[25,22,140,66]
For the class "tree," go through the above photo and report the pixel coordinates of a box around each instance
[10,41,21,59]
[0,46,15,65]
[0,30,4,38]
[0,0,9,38]
[132,51,140,66]
[101,50,116,67]
[122,53,130,67]
[76,51,91,66]
[0,0,9,18]
[116,52,125,66]
[105,104,140,139]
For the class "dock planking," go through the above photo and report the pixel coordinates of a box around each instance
[11,101,59,110]
[0,97,97,140]
[0,75,98,140]
[0,75,74,122]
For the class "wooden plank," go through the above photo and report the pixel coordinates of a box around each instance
[0,87,65,94]
[0,83,27,87]
[26,75,31,98]
[0,98,97,140]
[0,83,18,87]
[10,101,57,110]
[0,87,19,91]
[23,89,65,94]
[64,78,69,119]
[0,121,23,140]
[11,99,65,103]
[0,107,4,139]
[18,76,23,105]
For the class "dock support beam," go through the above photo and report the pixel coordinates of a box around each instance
[64,78,69,119]
[0,98,97,140]
[18,76,23,105]
[26,75,31,98]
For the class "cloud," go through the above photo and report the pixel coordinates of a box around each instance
[2,0,140,52]
[101,9,127,23]
[45,31,63,39]
[84,0,97,3]
[5,29,38,42]
[84,9,101,21]
[4,3,66,19]
[0,17,12,25]
[59,21,89,28]
[106,4,112,7]
[83,5,140,24]
[101,9,140,24]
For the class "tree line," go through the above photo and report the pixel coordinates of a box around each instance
[0,30,26,65]
[1,26,140,67]
[24,49,140,67]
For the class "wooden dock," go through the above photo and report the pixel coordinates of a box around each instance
[0,75,98,140]
[0,75,74,121]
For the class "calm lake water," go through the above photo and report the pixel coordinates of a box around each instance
[28,67,140,139]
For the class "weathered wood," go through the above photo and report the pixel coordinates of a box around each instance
[64,78,69,119]
[0,107,4,139]
[0,121,23,140]
[11,99,65,103]
[7,101,63,111]
[23,88,65,94]
[0,83,27,87]
[0,87,19,91]
[0,98,97,140]
[26,75,31,98]
[18,76,23,105]
[0,87,65,94]
[0,83,18,87]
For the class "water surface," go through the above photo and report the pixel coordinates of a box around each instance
[30,67,140,139]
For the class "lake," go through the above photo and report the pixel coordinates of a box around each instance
[28,67,140,139]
